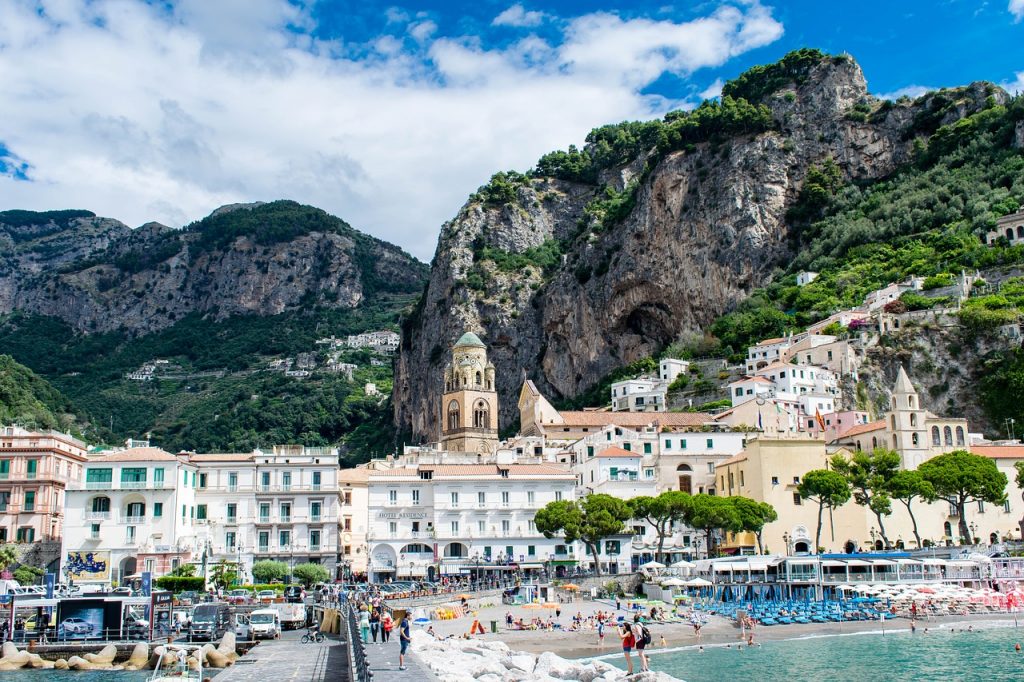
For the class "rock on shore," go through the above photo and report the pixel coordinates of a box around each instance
[411,631,682,682]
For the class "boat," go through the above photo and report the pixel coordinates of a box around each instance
[149,644,204,681]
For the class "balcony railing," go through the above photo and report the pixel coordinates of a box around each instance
[226,516,237,524]
[310,544,321,552]
[85,481,113,490]
[280,515,291,523]
[123,515,145,524]
[84,511,112,520]
[311,515,321,523]
[120,481,147,489]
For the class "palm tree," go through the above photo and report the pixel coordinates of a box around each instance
[0,544,20,573]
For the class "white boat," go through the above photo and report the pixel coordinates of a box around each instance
[149,644,204,682]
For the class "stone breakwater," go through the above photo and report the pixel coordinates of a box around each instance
[411,632,683,682]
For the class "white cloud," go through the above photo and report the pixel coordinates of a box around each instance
[493,4,546,28]
[700,78,725,100]
[1001,71,1024,94]
[0,0,784,260]
[875,85,934,101]
[1010,0,1024,22]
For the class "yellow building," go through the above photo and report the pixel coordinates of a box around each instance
[439,332,499,454]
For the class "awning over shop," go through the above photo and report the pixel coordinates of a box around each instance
[519,563,545,570]
[549,559,578,565]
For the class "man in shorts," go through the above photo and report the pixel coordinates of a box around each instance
[399,615,411,671]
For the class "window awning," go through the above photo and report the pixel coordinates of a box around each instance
[895,559,922,565]
[842,559,870,567]
[870,559,897,566]
[518,563,544,570]
[820,559,847,567]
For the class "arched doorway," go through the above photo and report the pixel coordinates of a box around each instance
[843,541,856,554]
[793,541,810,554]
[443,542,469,559]
[874,540,884,551]
[118,556,137,583]
[990,532,999,545]
[677,464,692,494]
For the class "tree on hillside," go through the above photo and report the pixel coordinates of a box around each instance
[293,563,330,588]
[885,470,935,549]
[730,497,778,554]
[830,448,901,549]
[251,560,289,585]
[683,494,742,557]
[628,491,691,563]
[919,450,1007,543]
[535,494,631,577]
[798,470,851,553]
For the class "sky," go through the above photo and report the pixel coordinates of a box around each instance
[0,1,1022,261]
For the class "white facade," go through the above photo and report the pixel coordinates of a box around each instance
[366,464,577,582]
[659,359,690,383]
[346,330,400,353]
[796,271,819,286]
[63,447,200,584]
[728,376,775,406]
[745,337,793,372]
[610,378,667,412]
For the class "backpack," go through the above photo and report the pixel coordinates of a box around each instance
[639,624,652,646]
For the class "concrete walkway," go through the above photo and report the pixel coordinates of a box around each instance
[361,634,436,681]
[214,634,349,682]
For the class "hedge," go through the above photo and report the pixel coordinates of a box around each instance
[155,576,206,593]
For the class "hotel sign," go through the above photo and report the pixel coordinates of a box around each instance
[376,511,427,519]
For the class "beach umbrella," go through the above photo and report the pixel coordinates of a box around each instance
[641,561,666,570]
[661,578,687,587]
[413,617,431,625]
[836,585,856,592]
[560,584,580,590]
[670,560,696,569]
[685,578,713,587]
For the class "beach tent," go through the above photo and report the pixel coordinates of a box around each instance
[684,578,713,587]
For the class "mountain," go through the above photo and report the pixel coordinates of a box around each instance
[0,200,427,335]
[395,48,1024,441]
[0,354,85,434]
[0,201,428,455]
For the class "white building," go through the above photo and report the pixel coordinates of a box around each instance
[63,447,200,585]
[796,271,819,286]
[346,330,401,354]
[983,208,1024,245]
[745,336,794,373]
[365,463,577,583]
[610,378,667,412]
[659,359,690,383]
[863,277,924,311]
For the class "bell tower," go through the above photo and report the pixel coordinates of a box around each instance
[440,332,499,454]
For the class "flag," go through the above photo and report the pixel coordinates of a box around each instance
[815,408,826,431]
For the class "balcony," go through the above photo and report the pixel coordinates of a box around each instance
[310,544,321,552]
[257,516,271,524]
[120,481,148,490]
[85,481,113,491]
[84,511,112,520]
[89,531,100,540]
[123,515,145,524]
[280,515,292,523]
[258,545,269,553]
[311,515,321,523]
[227,485,239,493]
[226,516,237,524]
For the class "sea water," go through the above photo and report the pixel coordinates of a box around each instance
[604,623,1024,681]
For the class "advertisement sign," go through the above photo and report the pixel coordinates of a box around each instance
[65,551,111,582]
[141,571,152,597]
[57,600,107,640]
[45,573,55,599]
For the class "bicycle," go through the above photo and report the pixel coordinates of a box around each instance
[301,628,325,644]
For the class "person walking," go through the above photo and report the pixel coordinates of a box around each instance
[618,621,635,675]
[358,605,371,644]
[369,608,381,643]
[381,611,393,643]
[399,614,411,672]
[632,615,650,673]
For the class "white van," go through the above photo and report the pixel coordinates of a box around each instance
[248,608,281,640]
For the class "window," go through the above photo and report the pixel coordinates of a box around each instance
[259,503,270,522]
[955,426,965,446]
[478,520,485,534]
[16,527,35,543]
[279,530,291,547]
[451,492,459,507]
[154,468,165,485]
[191,472,196,487]
[282,472,292,490]
[555,491,562,501]
[126,526,136,542]
[0,460,7,479]
[451,521,459,534]
[505,545,513,557]
[604,540,620,555]
[645,469,654,479]
[478,491,486,506]
[707,462,715,474]
[912,432,919,446]
[681,439,687,450]
[528,545,536,556]
[311,471,323,490]
[447,400,460,430]
[226,503,236,522]
[310,530,321,550]
[90,523,100,539]
[153,502,163,517]
[226,532,236,550]
[91,496,110,513]
[183,470,188,486]
[706,438,714,449]
[389,489,397,504]
[502,491,510,505]
[196,504,207,520]
[944,426,953,446]
[740,471,745,487]
[502,520,510,534]
[23,490,35,511]
[228,472,238,491]
[735,387,743,397]
[280,503,291,521]
[623,442,631,452]
[182,504,186,519]
[343,516,351,531]
[261,472,271,490]
[978,501,985,513]
[793,492,802,505]
[86,468,112,483]
[643,443,652,454]
[664,440,672,449]
[258,531,269,552]
[527,491,535,506]
[793,476,800,484]
[473,399,490,428]
[26,459,37,479]
[311,501,322,522]
[412,489,420,505]
[1004,500,1012,513]
[0,492,8,512]
[198,473,208,489]
[389,521,397,535]
[121,466,147,483]
[587,446,594,457]
[343,490,352,505]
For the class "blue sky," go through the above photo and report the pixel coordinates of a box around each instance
[0,1,1021,259]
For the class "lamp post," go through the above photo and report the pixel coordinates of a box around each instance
[969,522,978,546]
[782,532,790,557]
[235,543,245,586]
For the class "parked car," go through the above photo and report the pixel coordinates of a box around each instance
[59,617,94,637]
[177,590,199,606]
[283,586,305,604]
[256,589,277,602]
[227,589,251,604]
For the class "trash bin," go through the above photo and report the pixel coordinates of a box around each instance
[490,620,497,633]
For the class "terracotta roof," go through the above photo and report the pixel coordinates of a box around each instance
[752,362,795,374]
[731,375,774,384]
[555,412,710,427]
[369,468,419,477]
[719,452,748,466]
[93,447,182,463]
[595,446,641,459]
[834,420,886,439]
[753,337,788,346]
[339,467,371,482]
[188,453,254,462]
[972,445,1024,460]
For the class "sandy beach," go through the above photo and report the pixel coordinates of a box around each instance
[419,596,1024,660]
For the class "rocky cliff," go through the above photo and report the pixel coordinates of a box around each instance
[395,49,1006,440]
[0,201,428,335]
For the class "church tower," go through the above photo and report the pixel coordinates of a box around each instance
[440,332,499,454]
[889,365,929,468]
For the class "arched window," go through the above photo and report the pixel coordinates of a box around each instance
[908,395,915,408]
[447,400,460,431]
[475,371,481,386]
[891,414,896,429]
[955,426,965,446]
[943,521,953,538]
[931,426,941,446]
[1018,225,1024,239]
[1008,228,1015,240]
[91,496,110,513]
[912,432,919,446]
[910,413,917,427]
[892,434,898,449]
[871,437,877,448]
[125,501,145,518]
[943,426,953,446]
[473,399,490,428]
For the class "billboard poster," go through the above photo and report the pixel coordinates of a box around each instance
[57,600,106,640]
[65,551,111,582]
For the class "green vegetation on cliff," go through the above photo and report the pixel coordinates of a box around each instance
[0,355,83,433]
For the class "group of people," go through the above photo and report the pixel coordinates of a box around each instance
[356,603,412,672]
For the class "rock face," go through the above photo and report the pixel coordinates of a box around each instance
[395,52,1006,440]
[0,201,427,335]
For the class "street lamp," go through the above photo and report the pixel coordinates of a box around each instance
[969,523,978,546]
[782,532,790,557]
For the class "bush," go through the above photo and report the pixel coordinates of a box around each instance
[899,292,936,311]
[922,273,954,290]
[252,560,289,584]
[292,563,330,588]
[155,576,206,593]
